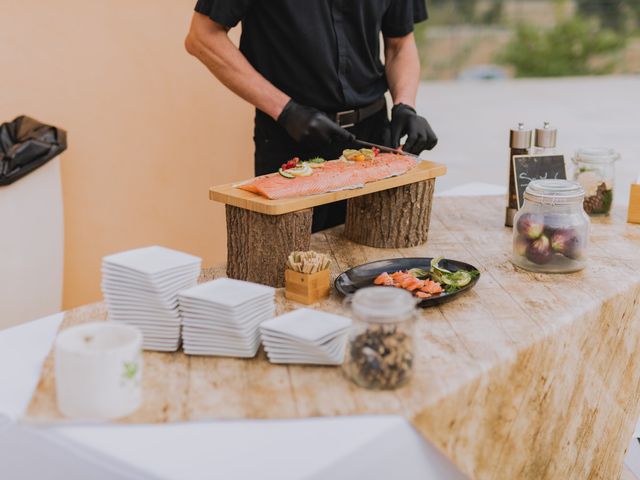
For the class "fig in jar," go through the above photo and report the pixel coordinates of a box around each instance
[516,213,545,240]
[526,234,553,265]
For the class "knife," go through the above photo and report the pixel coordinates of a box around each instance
[354,139,420,158]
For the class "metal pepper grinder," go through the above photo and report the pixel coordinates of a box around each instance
[505,123,532,227]
[532,122,558,154]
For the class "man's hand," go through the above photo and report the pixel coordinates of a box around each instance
[278,100,355,146]
[384,32,436,155]
[390,103,438,155]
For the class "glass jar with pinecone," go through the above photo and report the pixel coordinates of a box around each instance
[573,148,619,216]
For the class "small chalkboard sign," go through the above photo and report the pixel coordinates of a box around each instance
[513,154,567,208]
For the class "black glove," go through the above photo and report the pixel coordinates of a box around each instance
[390,103,438,154]
[278,100,355,146]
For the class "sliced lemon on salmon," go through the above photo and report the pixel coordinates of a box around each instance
[287,164,313,177]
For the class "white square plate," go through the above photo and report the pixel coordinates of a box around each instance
[182,328,260,342]
[103,246,201,276]
[181,310,273,329]
[265,353,343,366]
[259,309,351,344]
[102,287,181,305]
[178,278,275,309]
[135,330,181,340]
[102,263,200,282]
[261,330,347,349]
[102,264,200,284]
[183,346,259,357]
[107,313,181,325]
[177,296,274,315]
[181,308,273,324]
[143,344,180,352]
[109,320,180,333]
[178,299,275,314]
[102,277,197,297]
[183,337,260,350]
[182,322,262,337]
[106,305,181,317]
[183,324,262,339]
[263,339,344,357]
[142,336,181,345]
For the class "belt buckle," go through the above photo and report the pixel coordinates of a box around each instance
[336,109,356,128]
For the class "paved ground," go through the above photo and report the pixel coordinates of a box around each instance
[416,75,640,206]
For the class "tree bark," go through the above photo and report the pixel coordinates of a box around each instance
[344,179,435,248]
[226,205,312,287]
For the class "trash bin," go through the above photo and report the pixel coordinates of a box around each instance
[0,116,67,329]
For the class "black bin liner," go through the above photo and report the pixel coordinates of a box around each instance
[0,116,67,186]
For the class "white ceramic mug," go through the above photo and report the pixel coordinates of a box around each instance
[55,322,143,420]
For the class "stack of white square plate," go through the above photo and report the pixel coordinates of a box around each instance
[260,309,352,365]
[178,278,275,357]
[101,246,201,351]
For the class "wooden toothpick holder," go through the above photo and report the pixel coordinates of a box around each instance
[628,184,640,224]
[285,269,330,305]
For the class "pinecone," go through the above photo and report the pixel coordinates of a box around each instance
[583,182,607,214]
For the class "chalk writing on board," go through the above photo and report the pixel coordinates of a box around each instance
[512,154,567,208]
[518,171,563,186]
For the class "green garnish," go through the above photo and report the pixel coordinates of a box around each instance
[440,269,480,293]
[308,157,325,164]
[430,257,452,274]
[428,257,479,293]
[408,268,430,279]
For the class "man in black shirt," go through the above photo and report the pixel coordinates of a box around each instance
[186,0,437,231]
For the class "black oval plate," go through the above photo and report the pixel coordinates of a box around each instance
[334,257,480,307]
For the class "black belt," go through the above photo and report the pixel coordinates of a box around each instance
[328,97,387,128]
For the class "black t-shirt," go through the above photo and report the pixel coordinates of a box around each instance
[194,0,428,112]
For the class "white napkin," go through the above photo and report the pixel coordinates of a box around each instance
[0,313,64,419]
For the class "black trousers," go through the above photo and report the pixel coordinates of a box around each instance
[253,105,390,232]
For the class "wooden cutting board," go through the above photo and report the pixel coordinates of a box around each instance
[209,160,446,215]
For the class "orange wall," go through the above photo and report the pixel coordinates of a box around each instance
[0,0,253,308]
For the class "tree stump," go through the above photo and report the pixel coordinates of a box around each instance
[226,205,312,287]
[344,179,435,248]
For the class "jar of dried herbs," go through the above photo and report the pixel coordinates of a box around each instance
[572,148,619,216]
[343,287,417,390]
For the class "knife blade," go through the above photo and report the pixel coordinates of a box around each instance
[354,139,419,158]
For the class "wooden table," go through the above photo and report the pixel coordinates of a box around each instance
[27,195,640,480]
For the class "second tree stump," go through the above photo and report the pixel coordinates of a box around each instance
[344,179,435,248]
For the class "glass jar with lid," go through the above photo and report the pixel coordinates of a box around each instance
[512,179,590,273]
[343,287,417,390]
[572,147,619,216]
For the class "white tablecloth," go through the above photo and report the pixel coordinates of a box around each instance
[0,313,467,480]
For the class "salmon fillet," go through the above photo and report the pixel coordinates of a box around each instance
[237,153,417,200]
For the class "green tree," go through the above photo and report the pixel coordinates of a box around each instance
[576,0,640,30]
[500,17,627,77]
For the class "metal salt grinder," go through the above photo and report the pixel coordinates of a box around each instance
[533,122,558,155]
[505,123,532,227]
